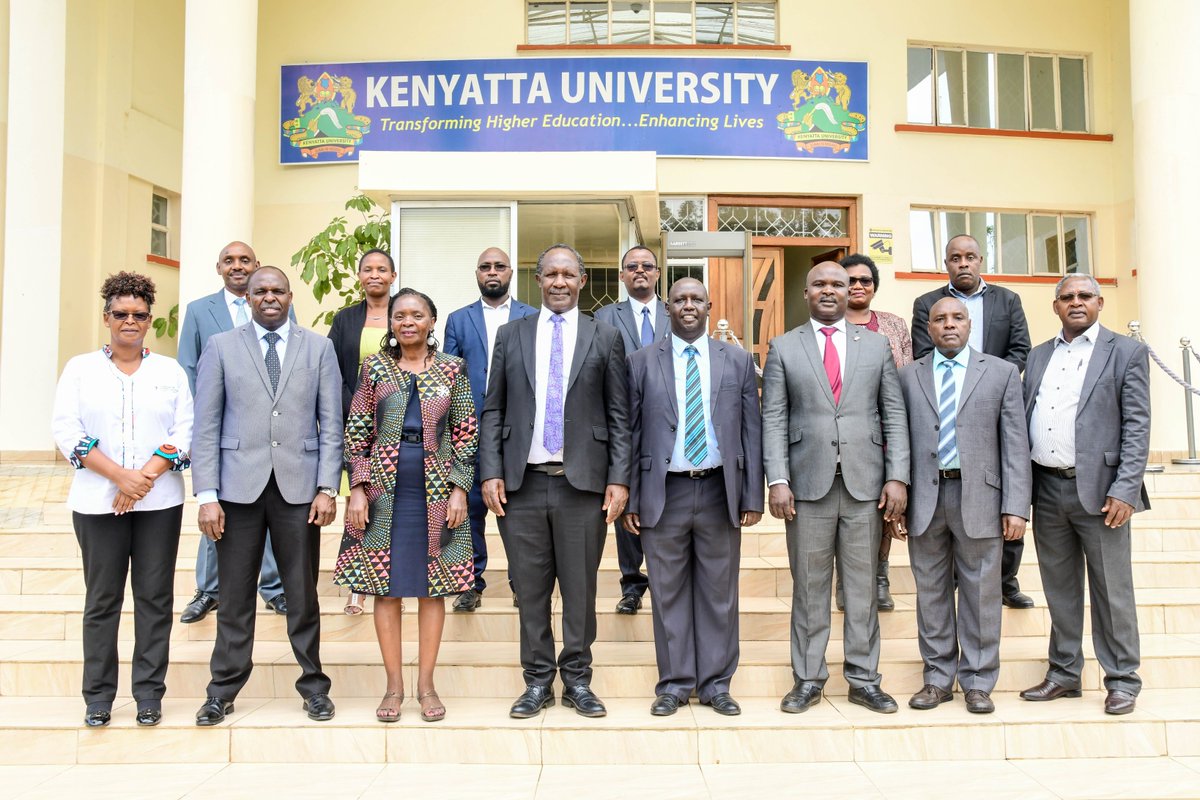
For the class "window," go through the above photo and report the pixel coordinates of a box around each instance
[717,204,846,238]
[150,193,169,257]
[909,207,1092,276]
[907,45,1089,132]
[659,197,707,287]
[526,1,776,45]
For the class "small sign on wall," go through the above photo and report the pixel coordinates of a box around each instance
[867,228,893,265]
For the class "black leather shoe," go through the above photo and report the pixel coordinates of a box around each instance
[780,681,822,713]
[848,685,899,714]
[876,561,895,611]
[136,706,162,726]
[965,689,995,714]
[453,589,481,612]
[615,594,642,615]
[908,684,953,710]
[1020,679,1082,701]
[702,692,741,716]
[1105,689,1137,715]
[1002,591,1035,609]
[84,704,111,727]
[303,693,335,721]
[650,694,685,716]
[265,593,288,615]
[510,685,554,718]
[562,684,607,717]
[180,591,218,624]
[195,697,233,726]
[512,593,520,608]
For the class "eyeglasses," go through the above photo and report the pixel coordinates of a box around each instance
[623,262,659,272]
[108,311,151,322]
[847,276,875,287]
[1056,292,1097,303]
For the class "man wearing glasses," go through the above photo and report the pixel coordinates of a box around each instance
[595,246,670,615]
[910,234,1034,610]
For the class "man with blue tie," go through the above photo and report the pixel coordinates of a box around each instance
[443,247,537,612]
[594,246,670,615]
[176,241,287,624]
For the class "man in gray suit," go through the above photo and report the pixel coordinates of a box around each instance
[191,266,342,725]
[176,241,286,623]
[1019,274,1150,715]
[895,297,1031,715]
[594,245,670,615]
[624,278,763,717]
[763,262,909,714]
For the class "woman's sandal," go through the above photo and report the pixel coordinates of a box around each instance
[344,593,365,616]
[418,690,446,722]
[376,691,403,723]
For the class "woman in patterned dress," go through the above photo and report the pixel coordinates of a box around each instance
[333,288,478,723]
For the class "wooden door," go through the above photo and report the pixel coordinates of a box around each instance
[708,247,785,370]
[811,247,846,267]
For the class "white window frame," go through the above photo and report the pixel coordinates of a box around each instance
[526,1,778,45]
[150,192,170,257]
[910,206,1095,277]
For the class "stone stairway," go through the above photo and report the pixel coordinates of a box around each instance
[2,463,1200,769]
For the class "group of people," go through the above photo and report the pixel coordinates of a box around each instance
[50,230,1149,730]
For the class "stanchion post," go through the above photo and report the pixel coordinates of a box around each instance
[1173,336,1200,465]
[1129,321,1166,473]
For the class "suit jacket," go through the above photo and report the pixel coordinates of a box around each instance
[480,311,631,495]
[627,337,764,529]
[443,297,538,425]
[178,289,297,393]
[898,348,1031,538]
[191,323,343,505]
[1023,325,1151,515]
[911,284,1031,372]
[762,324,910,502]
[326,300,370,423]
[594,298,670,356]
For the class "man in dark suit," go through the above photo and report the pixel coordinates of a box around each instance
[1019,274,1150,715]
[625,278,762,717]
[910,233,1035,610]
[594,245,670,615]
[763,262,910,714]
[895,297,1031,715]
[191,266,342,725]
[481,243,631,719]
[443,246,537,612]
[176,241,286,624]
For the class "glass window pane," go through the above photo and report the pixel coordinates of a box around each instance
[1032,214,1061,273]
[716,205,844,237]
[527,2,567,44]
[151,194,168,227]
[941,211,967,250]
[997,53,1026,130]
[967,211,997,273]
[1029,55,1057,129]
[735,2,775,45]
[570,2,608,44]
[966,51,996,128]
[1063,216,1091,274]
[611,1,651,44]
[654,1,692,43]
[697,2,734,44]
[150,228,168,257]
[910,209,937,269]
[1059,56,1087,132]
[999,213,1030,274]
[936,50,966,125]
[906,47,933,124]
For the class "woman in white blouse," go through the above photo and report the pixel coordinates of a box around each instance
[52,272,194,728]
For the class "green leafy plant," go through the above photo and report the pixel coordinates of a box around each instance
[152,303,179,339]
[290,194,392,326]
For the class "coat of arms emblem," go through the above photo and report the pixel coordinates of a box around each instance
[282,72,372,160]
[776,66,866,154]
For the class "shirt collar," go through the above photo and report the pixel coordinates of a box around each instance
[224,288,246,308]
[252,319,291,342]
[932,346,971,370]
[671,333,709,359]
[1055,320,1102,347]
[539,306,579,325]
[947,278,987,299]
[809,317,846,336]
[628,296,658,317]
[481,296,511,311]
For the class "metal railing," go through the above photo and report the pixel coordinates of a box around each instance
[1127,321,1200,467]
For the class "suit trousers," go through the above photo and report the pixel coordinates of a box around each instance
[207,473,330,700]
[1032,471,1141,694]
[641,471,740,702]
[786,474,882,688]
[1001,538,1024,597]
[194,527,283,602]
[498,469,607,687]
[466,479,489,592]
[74,505,182,706]
[907,477,1003,693]
[615,517,649,597]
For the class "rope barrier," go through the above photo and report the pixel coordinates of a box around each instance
[1127,322,1200,397]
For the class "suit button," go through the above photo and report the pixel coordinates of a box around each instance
[831,441,837,447]
[669,425,677,432]
[272,411,280,417]
[529,423,534,429]
[932,479,938,485]
[665,458,671,463]
[934,424,939,430]
[930,452,937,458]
[271,441,279,447]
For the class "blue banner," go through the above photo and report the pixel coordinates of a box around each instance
[280,56,868,164]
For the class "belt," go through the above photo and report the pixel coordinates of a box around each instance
[667,466,722,480]
[528,462,566,476]
[938,468,962,480]
[399,431,422,444]
[1034,463,1076,479]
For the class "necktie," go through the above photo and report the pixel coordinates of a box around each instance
[820,327,842,404]
[938,361,959,468]
[264,331,281,395]
[233,297,249,325]
[543,314,565,454]
[640,307,654,348]
[683,345,708,466]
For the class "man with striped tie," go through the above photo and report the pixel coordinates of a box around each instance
[624,278,763,717]
[894,297,1031,714]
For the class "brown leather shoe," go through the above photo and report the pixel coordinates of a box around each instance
[908,684,953,710]
[1020,679,1082,701]
[965,689,995,714]
[1104,689,1137,715]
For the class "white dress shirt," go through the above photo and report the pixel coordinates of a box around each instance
[223,288,250,327]
[480,297,511,385]
[528,306,579,464]
[809,317,847,386]
[52,350,194,514]
[669,334,722,470]
[1029,320,1100,468]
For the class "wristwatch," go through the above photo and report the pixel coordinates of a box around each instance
[317,486,337,499]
